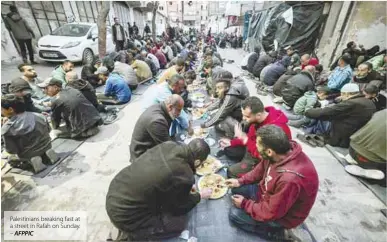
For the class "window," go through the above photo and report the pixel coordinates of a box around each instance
[201,16,203,20]
[169,2,172,5]
[159,6,163,10]
[201,5,203,10]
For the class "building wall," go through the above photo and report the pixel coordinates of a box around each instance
[317,1,387,67]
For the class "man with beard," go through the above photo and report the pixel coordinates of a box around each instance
[81,59,103,87]
[106,139,212,241]
[225,125,318,241]
[51,60,74,86]
[220,97,292,178]
[200,70,249,137]
[353,62,384,90]
[142,74,191,135]
[13,64,51,111]
[252,51,277,78]
[129,95,184,161]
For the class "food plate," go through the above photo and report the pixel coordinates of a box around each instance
[191,127,209,139]
[196,155,223,176]
[198,174,228,199]
[204,137,216,146]
[192,108,206,120]
[191,92,206,102]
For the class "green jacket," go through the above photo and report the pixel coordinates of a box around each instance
[50,66,67,86]
[293,91,317,115]
[350,110,386,163]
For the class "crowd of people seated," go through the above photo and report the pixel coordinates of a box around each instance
[241,41,386,182]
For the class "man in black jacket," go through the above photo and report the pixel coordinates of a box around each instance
[246,47,261,74]
[354,62,384,89]
[132,22,139,37]
[112,18,125,51]
[252,51,277,78]
[129,95,184,161]
[38,78,102,139]
[305,83,376,148]
[201,70,249,137]
[81,59,102,87]
[106,139,212,241]
[8,78,42,113]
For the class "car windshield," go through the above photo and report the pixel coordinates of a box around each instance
[51,24,91,37]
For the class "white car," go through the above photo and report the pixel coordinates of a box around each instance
[37,22,115,64]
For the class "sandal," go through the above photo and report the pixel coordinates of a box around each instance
[310,134,325,147]
[296,134,317,148]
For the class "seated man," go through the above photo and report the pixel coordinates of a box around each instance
[95,66,132,104]
[245,47,261,74]
[305,83,376,148]
[226,125,318,241]
[261,56,291,86]
[81,59,102,87]
[151,46,167,69]
[281,65,316,108]
[220,97,291,178]
[363,84,386,111]
[142,74,190,135]
[106,139,212,241]
[201,71,249,137]
[140,49,160,71]
[1,95,58,173]
[285,46,301,70]
[112,54,139,91]
[345,110,386,180]
[129,53,153,82]
[129,95,184,161]
[135,52,158,77]
[14,64,50,112]
[157,58,185,84]
[252,51,277,78]
[65,72,105,112]
[353,62,384,90]
[38,78,102,139]
[161,42,174,61]
[50,60,74,86]
[8,78,42,113]
[300,54,319,70]
[327,55,353,93]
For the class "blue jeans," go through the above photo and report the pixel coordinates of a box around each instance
[304,119,331,135]
[229,185,285,240]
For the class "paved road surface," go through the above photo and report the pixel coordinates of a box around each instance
[1,48,386,241]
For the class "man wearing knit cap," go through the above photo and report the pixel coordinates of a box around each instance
[304,83,376,148]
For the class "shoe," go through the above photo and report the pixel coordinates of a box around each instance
[344,154,358,165]
[104,113,118,125]
[288,119,306,128]
[45,149,59,165]
[310,134,325,147]
[273,96,284,103]
[30,156,47,173]
[345,165,385,180]
[284,225,314,242]
[296,134,317,148]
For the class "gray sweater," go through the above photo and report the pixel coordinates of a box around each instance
[5,12,34,40]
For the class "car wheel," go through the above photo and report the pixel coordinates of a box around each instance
[82,48,94,65]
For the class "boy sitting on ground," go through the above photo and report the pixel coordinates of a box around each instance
[1,94,59,173]
[363,84,386,111]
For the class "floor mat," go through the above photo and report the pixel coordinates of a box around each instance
[6,138,84,178]
[326,145,386,205]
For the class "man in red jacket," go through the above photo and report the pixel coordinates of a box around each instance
[301,54,319,70]
[226,125,319,241]
[220,96,292,178]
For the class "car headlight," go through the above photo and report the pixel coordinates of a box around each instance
[61,41,81,49]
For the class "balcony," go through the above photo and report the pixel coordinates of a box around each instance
[125,1,155,12]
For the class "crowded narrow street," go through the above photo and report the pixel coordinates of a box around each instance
[1,48,385,241]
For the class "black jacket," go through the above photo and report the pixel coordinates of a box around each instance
[247,52,259,73]
[203,77,249,128]
[81,64,100,87]
[144,25,151,34]
[112,24,125,42]
[353,70,383,84]
[282,71,315,108]
[129,103,172,161]
[252,54,275,77]
[67,79,99,109]
[51,87,101,137]
[106,141,200,232]
[305,95,376,148]
[132,25,139,35]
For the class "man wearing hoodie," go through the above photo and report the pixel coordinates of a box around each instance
[50,60,74,86]
[220,97,292,178]
[1,95,59,173]
[4,6,36,64]
[281,65,316,108]
[225,125,318,241]
[261,56,291,86]
[200,70,249,137]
